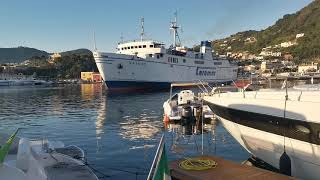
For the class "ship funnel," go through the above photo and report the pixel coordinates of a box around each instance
[200,41,213,60]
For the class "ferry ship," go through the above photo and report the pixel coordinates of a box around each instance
[93,14,238,91]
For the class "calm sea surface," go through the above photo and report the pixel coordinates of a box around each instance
[0,84,249,179]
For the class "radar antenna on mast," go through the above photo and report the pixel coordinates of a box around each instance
[170,11,181,47]
[140,17,145,41]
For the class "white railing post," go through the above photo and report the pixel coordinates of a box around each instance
[147,134,165,180]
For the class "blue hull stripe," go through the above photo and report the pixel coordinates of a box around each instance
[104,80,233,92]
[105,81,170,91]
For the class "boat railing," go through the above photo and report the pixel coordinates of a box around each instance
[118,39,164,45]
[147,134,165,180]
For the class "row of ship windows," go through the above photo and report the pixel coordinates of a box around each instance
[194,61,222,65]
[129,53,223,66]
[167,58,221,66]
[168,57,186,63]
[149,53,164,58]
[121,45,155,50]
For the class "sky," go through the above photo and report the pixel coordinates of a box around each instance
[0,0,313,53]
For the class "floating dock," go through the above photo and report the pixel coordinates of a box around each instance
[169,156,295,180]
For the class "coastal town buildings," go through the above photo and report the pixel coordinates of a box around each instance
[296,33,305,39]
[280,41,296,48]
[244,37,257,44]
[260,61,283,72]
[80,72,102,83]
[259,49,282,57]
[298,62,319,73]
[49,53,62,63]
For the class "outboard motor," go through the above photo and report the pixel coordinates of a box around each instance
[182,106,192,118]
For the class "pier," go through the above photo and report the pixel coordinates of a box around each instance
[169,156,295,180]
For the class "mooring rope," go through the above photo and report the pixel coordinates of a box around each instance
[179,157,217,171]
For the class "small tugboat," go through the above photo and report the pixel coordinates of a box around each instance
[163,83,214,122]
[0,130,99,180]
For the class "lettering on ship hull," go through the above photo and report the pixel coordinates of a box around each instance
[196,67,216,76]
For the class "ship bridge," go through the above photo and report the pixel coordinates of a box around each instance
[116,40,165,57]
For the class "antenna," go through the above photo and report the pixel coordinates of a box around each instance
[93,31,97,51]
[283,78,288,152]
[120,32,124,43]
[140,17,145,41]
[170,10,181,47]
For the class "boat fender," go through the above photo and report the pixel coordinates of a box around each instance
[163,115,169,122]
[279,151,291,176]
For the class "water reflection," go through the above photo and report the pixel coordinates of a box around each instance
[81,84,103,100]
[0,85,249,179]
[80,84,107,151]
[119,115,160,141]
[164,118,221,158]
[96,97,106,140]
[164,118,217,135]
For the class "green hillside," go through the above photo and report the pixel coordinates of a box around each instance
[0,47,49,64]
[0,47,93,64]
[60,48,93,56]
[213,0,320,63]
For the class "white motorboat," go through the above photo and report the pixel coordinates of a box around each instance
[202,87,320,180]
[0,79,53,86]
[0,131,98,180]
[163,83,214,121]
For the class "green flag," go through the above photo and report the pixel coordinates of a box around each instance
[0,129,19,164]
[153,144,171,180]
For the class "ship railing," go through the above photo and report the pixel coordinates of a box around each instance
[147,134,165,180]
[195,80,216,99]
[117,39,164,45]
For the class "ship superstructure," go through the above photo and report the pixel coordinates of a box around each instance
[93,14,237,91]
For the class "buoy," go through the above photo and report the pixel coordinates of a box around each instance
[279,151,291,176]
[163,115,169,122]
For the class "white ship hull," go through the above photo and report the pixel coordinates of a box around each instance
[203,90,320,180]
[94,52,237,91]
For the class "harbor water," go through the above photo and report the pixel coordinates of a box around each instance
[0,84,249,179]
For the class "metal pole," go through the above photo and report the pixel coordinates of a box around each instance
[201,100,204,155]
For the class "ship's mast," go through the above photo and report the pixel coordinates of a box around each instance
[170,11,181,47]
[140,17,145,41]
[93,30,97,51]
[120,32,124,43]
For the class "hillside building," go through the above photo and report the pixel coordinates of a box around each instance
[298,62,318,73]
[296,33,304,39]
[244,65,257,73]
[283,53,294,61]
[260,50,281,57]
[50,53,61,60]
[81,72,102,83]
[280,41,296,48]
[244,37,257,44]
[260,61,283,72]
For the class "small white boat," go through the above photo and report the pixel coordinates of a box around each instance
[0,80,10,86]
[0,79,53,86]
[163,83,214,121]
[0,132,98,180]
